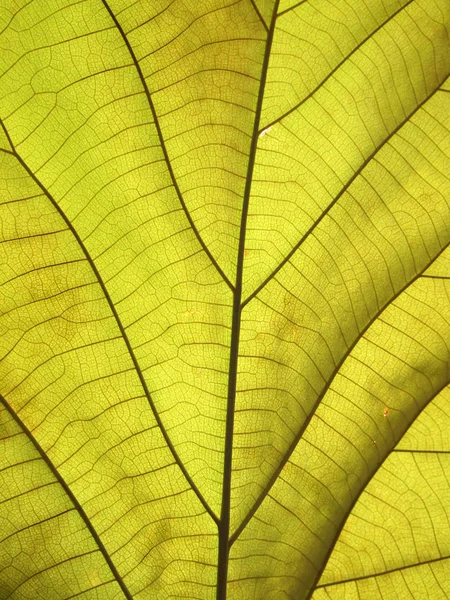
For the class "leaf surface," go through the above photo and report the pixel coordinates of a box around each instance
[0,0,449,598]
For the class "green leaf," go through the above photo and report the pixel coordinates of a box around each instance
[0,0,449,598]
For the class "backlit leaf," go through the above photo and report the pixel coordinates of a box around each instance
[0,0,449,598]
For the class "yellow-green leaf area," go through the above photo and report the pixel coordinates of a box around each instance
[0,1,449,599]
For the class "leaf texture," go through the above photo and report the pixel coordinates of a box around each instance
[0,0,449,598]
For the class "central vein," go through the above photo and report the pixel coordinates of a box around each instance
[216,4,280,598]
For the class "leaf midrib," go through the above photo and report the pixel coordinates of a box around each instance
[216,2,281,598]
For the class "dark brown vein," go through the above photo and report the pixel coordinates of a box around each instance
[100,0,234,292]
[243,76,448,308]
[314,553,450,591]
[304,386,450,596]
[277,0,309,18]
[261,0,414,132]
[231,240,450,545]
[393,448,450,454]
[249,0,269,32]
[0,118,218,527]
[0,393,132,600]
[217,2,280,598]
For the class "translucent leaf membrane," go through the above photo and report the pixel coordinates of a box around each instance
[312,561,450,600]
[244,0,450,295]
[0,0,237,515]
[397,386,450,451]
[268,0,413,126]
[0,403,123,599]
[277,0,307,15]
[106,0,265,278]
[251,0,275,27]
[0,151,216,597]
[233,87,450,528]
[229,258,450,598]
[314,385,450,600]
[0,0,449,598]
